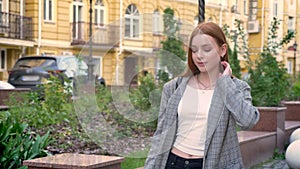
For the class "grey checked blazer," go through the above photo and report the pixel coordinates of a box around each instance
[144,75,260,169]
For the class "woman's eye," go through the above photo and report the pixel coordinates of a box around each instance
[203,48,211,52]
[191,48,198,53]
[192,50,198,53]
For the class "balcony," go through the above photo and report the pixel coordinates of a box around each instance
[71,22,119,46]
[0,12,33,41]
[71,22,189,51]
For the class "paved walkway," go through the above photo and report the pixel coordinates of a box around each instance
[252,159,290,169]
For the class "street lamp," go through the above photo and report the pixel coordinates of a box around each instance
[198,0,205,23]
[293,41,298,77]
[88,0,94,81]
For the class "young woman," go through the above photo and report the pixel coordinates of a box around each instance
[144,22,260,169]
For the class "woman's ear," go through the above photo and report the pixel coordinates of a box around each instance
[220,44,227,57]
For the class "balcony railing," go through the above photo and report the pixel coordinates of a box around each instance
[0,12,33,40]
[71,22,189,51]
[71,22,119,46]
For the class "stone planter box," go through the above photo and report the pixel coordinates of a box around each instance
[251,107,286,151]
[23,153,125,169]
[0,88,31,107]
[282,101,300,121]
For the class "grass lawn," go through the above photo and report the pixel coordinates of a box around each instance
[121,157,146,169]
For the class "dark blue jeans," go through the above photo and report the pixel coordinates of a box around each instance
[165,152,203,169]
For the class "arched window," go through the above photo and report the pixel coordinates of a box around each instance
[153,10,163,34]
[95,0,105,27]
[125,4,139,38]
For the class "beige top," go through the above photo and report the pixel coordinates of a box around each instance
[174,85,214,156]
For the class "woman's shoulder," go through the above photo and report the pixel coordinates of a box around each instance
[232,77,250,88]
[164,76,181,88]
[163,76,186,90]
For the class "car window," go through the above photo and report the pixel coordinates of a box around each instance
[57,57,88,76]
[14,58,57,69]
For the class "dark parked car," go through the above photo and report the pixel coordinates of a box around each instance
[8,55,89,90]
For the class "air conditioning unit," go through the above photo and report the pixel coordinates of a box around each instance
[248,20,260,33]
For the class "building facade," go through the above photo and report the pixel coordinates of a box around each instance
[247,0,300,76]
[1,0,298,85]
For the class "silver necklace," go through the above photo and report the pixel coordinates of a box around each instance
[194,74,215,90]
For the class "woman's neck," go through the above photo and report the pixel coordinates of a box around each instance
[198,71,219,85]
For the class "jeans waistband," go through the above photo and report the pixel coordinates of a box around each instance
[169,151,203,163]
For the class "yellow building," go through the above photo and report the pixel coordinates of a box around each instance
[247,0,299,76]
[0,0,35,80]
[1,0,253,85]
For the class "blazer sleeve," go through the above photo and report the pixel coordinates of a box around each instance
[217,75,260,130]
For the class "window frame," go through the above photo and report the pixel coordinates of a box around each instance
[288,16,294,33]
[153,10,163,35]
[273,2,278,17]
[124,4,140,39]
[94,0,105,28]
[0,49,6,71]
[73,0,83,22]
[44,0,54,22]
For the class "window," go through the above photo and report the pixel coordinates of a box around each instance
[73,0,83,40]
[125,4,140,38]
[287,60,293,74]
[273,2,278,17]
[153,10,162,34]
[73,0,83,22]
[95,0,105,27]
[0,49,6,71]
[92,57,103,77]
[44,0,53,21]
[288,16,294,32]
[243,0,248,15]
[235,0,239,13]
[0,0,2,25]
[249,0,258,20]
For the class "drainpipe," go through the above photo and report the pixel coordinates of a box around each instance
[20,0,23,17]
[219,0,223,26]
[20,0,24,46]
[37,0,42,55]
[261,0,265,53]
[116,0,123,85]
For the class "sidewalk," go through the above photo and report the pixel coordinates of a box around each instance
[252,159,290,169]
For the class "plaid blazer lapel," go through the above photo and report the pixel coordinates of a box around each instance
[205,84,226,148]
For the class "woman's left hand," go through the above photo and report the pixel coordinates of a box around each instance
[220,61,232,77]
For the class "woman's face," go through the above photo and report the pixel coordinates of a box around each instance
[191,34,225,73]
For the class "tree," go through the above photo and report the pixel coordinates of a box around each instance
[247,17,295,106]
[227,43,241,79]
[223,23,241,79]
[158,8,186,79]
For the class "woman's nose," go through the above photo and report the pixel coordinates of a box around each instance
[194,50,203,58]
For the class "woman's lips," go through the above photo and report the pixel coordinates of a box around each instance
[197,62,206,67]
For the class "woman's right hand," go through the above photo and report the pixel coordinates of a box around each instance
[220,61,232,77]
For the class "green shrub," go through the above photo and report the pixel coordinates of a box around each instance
[286,79,300,101]
[8,75,76,128]
[247,17,294,106]
[129,73,159,111]
[94,75,159,138]
[0,112,51,169]
[248,52,290,106]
